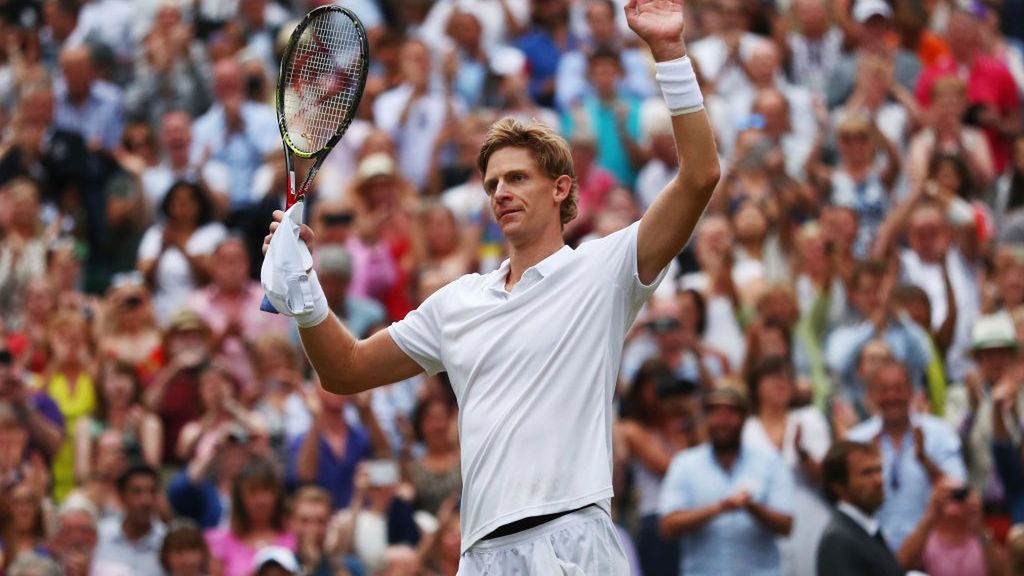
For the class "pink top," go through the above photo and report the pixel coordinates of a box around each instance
[921,531,986,576]
[204,527,297,576]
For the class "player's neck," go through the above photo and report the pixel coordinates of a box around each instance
[505,231,565,291]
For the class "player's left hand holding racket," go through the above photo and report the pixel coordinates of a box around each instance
[260,6,368,324]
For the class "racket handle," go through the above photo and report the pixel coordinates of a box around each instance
[260,295,280,314]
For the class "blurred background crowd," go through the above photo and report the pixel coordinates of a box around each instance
[1,0,1024,574]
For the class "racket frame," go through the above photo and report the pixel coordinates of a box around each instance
[275,4,370,208]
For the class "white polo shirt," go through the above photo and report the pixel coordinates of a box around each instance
[389,222,664,552]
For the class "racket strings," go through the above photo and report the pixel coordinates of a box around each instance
[283,11,365,154]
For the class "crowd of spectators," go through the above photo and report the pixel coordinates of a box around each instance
[1,0,1024,574]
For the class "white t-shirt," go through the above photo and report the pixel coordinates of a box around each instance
[389,222,663,552]
[137,222,227,325]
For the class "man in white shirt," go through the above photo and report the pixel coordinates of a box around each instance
[262,1,719,571]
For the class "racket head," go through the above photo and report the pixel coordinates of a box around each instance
[276,6,369,160]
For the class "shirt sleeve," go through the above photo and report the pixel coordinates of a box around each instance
[387,280,452,375]
[927,419,967,482]
[581,221,668,312]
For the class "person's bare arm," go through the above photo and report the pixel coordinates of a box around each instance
[263,214,424,395]
[295,415,323,485]
[660,502,725,538]
[621,421,673,475]
[74,418,93,484]
[745,500,793,535]
[627,0,721,285]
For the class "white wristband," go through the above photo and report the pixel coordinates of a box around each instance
[294,269,330,329]
[655,56,704,116]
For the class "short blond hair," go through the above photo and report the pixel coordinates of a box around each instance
[477,117,579,226]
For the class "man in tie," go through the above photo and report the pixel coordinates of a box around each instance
[816,440,904,576]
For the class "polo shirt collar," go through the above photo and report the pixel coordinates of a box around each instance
[488,245,573,292]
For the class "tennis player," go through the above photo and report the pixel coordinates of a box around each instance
[263,0,717,572]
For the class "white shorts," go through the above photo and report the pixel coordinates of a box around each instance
[456,506,630,575]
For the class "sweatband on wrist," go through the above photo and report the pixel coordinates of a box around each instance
[655,55,704,116]
[294,269,330,329]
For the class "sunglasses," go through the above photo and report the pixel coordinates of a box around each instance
[323,212,355,226]
[121,295,145,309]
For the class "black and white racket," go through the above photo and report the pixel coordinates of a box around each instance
[261,5,369,313]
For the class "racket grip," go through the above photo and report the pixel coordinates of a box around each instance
[260,295,280,314]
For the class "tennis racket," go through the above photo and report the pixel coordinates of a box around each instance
[261,5,369,313]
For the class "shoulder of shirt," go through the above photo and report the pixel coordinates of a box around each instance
[670,443,710,467]
[847,417,881,440]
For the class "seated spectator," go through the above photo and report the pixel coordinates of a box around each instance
[67,428,130,521]
[616,358,694,576]
[743,356,832,576]
[816,441,903,576]
[167,422,254,530]
[331,462,420,574]
[140,111,215,211]
[825,260,933,393]
[125,3,211,128]
[159,519,211,576]
[915,8,1019,173]
[74,361,162,485]
[562,46,645,188]
[288,487,339,576]
[949,312,1023,528]
[95,463,166,575]
[189,58,279,215]
[53,44,124,153]
[137,180,226,325]
[805,114,900,259]
[991,371,1024,528]
[0,339,63,464]
[34,311,96,502]
[205,458,296,576]
[249,334,313,455]
[405,394,460,518]
[96,277,162,379]
[0,477,48,569]
[143,309,213,465]
[896,481,1007,576]
[846,360,967,550]
[288,387,390,510]
[826,0,921,109]
[659,386,794,576]
[316,244,387,340]
[189,235,290,389]
[47,495,133,576]
[175,361,266,464]
[0,179,49,322]
[908,75,996,192]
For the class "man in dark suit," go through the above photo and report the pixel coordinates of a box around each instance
[816,440,904,576]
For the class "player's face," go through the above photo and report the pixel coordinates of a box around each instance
[483,147,566,247]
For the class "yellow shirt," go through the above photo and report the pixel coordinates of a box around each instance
[38,372,95,502]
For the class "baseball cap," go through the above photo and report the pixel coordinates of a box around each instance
[852,0,893,23]
[703,385,750,413]
[354,153,397,188]
[253,546,299,574]
[970,312,1018,352]
[165,309,210,334]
